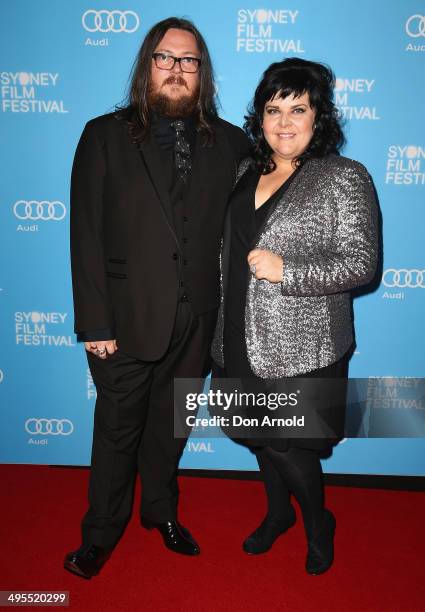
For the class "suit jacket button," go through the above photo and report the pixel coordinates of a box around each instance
[172,253,178,260]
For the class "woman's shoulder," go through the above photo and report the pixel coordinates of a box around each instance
[305,154,372,184]
[235,157,255,184]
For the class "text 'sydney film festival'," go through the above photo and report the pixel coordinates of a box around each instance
[0,0,424,478]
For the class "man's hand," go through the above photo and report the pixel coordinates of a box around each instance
[84,340,118,360]
[247,249,284,283]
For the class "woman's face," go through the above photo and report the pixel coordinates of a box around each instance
[262,91,316,164]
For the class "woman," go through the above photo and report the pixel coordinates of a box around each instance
[211,58,378,574]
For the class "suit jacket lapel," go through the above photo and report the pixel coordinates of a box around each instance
[250,163,306,248]
[136,134,179,248]
[221,157,252,300]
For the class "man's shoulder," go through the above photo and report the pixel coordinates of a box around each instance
[215,117,246,139]
[84,110,116,127]
[83,110,129,138]
[213,117,250,158]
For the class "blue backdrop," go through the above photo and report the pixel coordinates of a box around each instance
[1,1,424,475]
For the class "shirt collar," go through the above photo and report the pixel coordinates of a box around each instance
[151,113,197,150]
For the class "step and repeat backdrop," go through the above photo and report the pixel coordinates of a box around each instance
[1,1,424,475]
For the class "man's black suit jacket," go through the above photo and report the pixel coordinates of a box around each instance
[70,111,249,361]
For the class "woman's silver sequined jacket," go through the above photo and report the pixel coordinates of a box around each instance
[211,154,379,378]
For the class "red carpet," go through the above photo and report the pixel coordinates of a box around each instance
[0,465,424,611]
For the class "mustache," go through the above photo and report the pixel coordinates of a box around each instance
[162,75,188,89]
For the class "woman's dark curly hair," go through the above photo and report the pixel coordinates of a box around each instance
[244,57,345,174]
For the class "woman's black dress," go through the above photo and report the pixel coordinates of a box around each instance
[220,164,350,452]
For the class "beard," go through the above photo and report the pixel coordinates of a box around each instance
[148,75,200,118]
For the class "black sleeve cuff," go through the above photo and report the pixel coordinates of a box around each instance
[77,328,115,342]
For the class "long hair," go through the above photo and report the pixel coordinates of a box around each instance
[244,57,345,174]
[116,17,218,144]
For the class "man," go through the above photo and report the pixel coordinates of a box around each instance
[65,17,249,579]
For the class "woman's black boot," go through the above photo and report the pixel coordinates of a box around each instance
[305,508,336,575]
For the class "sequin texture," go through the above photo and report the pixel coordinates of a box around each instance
[211,154,379,378]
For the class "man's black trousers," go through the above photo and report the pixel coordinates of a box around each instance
[81,301,217,549]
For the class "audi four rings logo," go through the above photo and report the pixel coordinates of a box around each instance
[13,201,66,221]
[382,269,425,288]
[82,10,140,33]
[405,15,425,37]
[25,418,74,436]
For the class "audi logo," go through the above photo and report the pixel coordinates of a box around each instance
[82,10,140,33]
[25,418,74,436]
[13,200,66,221]
[382,269,425,289]
[405,15,425,38]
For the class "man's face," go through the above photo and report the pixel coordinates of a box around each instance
[149,28,201,117]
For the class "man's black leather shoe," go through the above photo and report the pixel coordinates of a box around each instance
[305,509,336,575]
[141,518,200,555]
[243,505,297,554]
[64,544,112,579]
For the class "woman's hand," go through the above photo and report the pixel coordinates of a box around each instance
[84,340,118,359]
[247,249,283,283]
